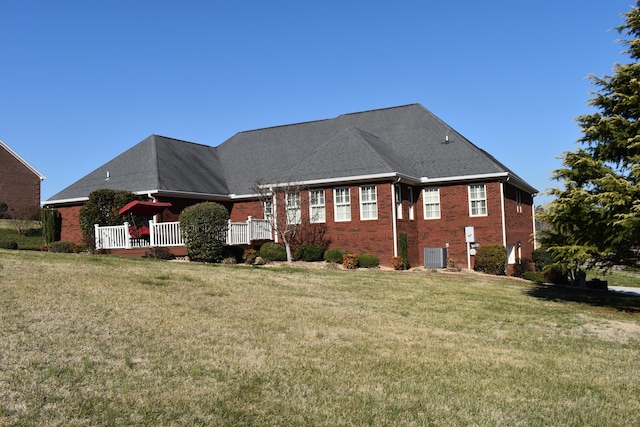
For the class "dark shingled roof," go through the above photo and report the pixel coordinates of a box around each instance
[46,104,537,203]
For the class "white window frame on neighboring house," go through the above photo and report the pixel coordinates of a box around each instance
[309,189,325,223]
[286,192,301,225]
[423,187,441,219]
[334,187,351,222]
[469,184,487,217]
[360,185,378,220]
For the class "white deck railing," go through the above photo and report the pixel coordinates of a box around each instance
[95,217,272,250]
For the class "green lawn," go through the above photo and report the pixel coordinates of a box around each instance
[1,250,639,426]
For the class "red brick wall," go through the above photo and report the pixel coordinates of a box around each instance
[53,181,536,272]
[57,205,84,244]
[411,182,504,269]
[0,145,41,216]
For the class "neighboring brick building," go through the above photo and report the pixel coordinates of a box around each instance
[45,104,538,271]
[0,139,45,217]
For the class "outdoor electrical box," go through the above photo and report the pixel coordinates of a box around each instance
[465,226,475,243]
[424,247,448,268]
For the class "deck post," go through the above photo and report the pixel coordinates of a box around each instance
[247,216,253,243]
[124,222,132,249]
[149,219,155,247]
[94,224,101,249]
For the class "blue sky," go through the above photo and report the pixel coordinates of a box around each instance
[1,1,634,205]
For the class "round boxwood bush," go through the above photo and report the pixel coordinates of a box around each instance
[0,240,18,250]
[294,243,325,262]
[259,242,287,262]
[357,253,380,268]
[179,202,229,263]
[473,244,507,275]
[47,241,77,253]
[324,247,347,263]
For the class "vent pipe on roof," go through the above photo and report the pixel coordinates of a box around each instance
[106,171,110,181]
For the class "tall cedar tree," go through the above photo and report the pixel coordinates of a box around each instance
[540,2,640,275]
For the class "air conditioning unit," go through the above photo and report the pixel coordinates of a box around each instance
[423,247,447,268]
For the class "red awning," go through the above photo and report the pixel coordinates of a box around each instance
[118,200,172,216]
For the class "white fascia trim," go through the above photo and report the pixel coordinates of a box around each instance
[44,196,89,205]
[255,172,421,191]
[143,189,232,200]
[0,139,46,180]
[421,172,509,184]
[421,172,538,195]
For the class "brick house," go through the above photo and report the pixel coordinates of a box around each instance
[0,139,45,217]
[45,104,538,270]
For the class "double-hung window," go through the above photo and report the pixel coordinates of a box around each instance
[469,184,487,216]
[423,187,440,219]
[360,185,378,220]
[263,197,273,222]
[395,184,402,219]
[309,189,325,223]
[334,187,351,221]
[286,192,301,224]
[408,188,415,220]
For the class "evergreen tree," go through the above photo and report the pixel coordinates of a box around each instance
[540,2,640,275]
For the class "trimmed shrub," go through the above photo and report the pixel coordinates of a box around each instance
[48,241,77,253]
[294,243,325,262]
[0,240,18,250]
[179,202,229,263]
[324,247,347,263]
[474,244,507,275]
[358,253,379,268]
[398,232,409,269]
[243,249,258,265]
[259,242,287,262]
[40,208,61,245]
[523,271,545,283]
[342,253,358,269]
[146,246,173,260]
[532,248,554,272]
[391,256,404,270]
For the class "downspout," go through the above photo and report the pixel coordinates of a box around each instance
[391,180,399,257]
[500,182,507,248]
[532,201,537,249]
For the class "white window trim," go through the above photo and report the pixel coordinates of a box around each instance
[309,189,326,223]
[334,187,351,222]
[264,197,273,222]
[423,187,441,220]
[408,187,415,220]
[286,192,301,225]
[469,184,488,217]
[359,185,378,220]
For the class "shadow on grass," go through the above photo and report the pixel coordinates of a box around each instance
[526,284,640,315]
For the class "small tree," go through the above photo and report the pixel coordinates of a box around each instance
[254,180,312,263]
[12,205,40,235]
[179,202,229,263]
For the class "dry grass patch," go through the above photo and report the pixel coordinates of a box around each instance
[1,250,639,426]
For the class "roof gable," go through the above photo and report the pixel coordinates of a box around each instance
[0,139,45,180]
[286,127,418,183]
[47,135,226,202]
